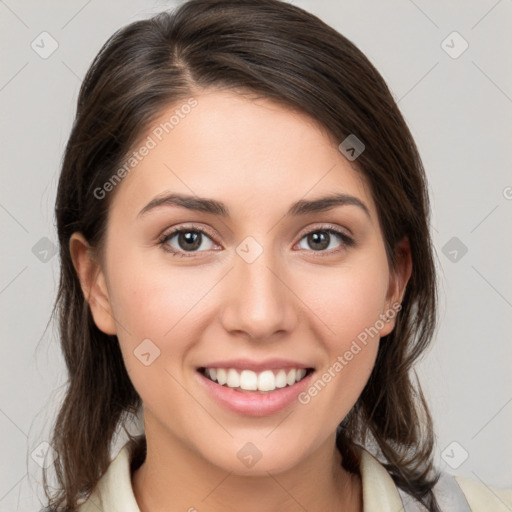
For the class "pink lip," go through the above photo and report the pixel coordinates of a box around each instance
[196,368,315,417]
[197,358,313,372]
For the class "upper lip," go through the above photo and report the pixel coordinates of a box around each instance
[198,358,314,372]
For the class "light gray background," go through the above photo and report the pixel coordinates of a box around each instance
[1,0,511,510]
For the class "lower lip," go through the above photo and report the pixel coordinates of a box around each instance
[196,369,314,417]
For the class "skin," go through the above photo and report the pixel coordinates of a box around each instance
[71,89,411,512]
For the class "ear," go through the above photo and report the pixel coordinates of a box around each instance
[379,236,412,337]
[69,232,117,335]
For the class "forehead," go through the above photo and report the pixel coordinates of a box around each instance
[109,89,375,221]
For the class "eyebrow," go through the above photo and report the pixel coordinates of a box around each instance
[137,192,371,219]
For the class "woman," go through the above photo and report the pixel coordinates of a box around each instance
[42,1,512,511]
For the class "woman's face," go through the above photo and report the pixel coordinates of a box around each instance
[76,89,409,475]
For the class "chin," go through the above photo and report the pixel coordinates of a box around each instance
[200,439,310,477]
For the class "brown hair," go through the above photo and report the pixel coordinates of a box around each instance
[44,0,441,510]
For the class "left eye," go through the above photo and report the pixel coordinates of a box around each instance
[296,228,352,252]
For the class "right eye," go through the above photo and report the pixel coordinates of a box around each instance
[159,226,219,257]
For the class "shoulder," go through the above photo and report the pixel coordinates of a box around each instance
[398,469,512,512]
[454,475,512,512]
[356,444,512,512]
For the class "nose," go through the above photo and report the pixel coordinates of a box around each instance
[219,246,299,341]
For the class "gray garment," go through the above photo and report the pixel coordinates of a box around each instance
[397,472,472,511]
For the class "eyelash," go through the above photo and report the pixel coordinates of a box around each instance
[158,224,355,258]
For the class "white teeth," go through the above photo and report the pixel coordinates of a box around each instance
[216,368,227,385]
[226,369,240,388]
[203,367,310,391]
[275,370,288,388]
[240,370,258,390]
[258,370,276,391]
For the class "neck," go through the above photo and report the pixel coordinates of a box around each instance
[132,416,362,512]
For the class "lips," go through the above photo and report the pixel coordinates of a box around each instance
[195,358,316,416]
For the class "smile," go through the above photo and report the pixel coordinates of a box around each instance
[196,365,316,416]
[199,367,313,393]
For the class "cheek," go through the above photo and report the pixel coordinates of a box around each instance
[106,261,212,417]
[294,255,389,414]
[300,255,390,346]
[104,246,218,390]
[106,247,214,340]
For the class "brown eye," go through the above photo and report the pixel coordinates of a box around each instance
[160,227,217,256]
[174,231,203,251]
[305,231,330,251]
[297,227,354,253]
